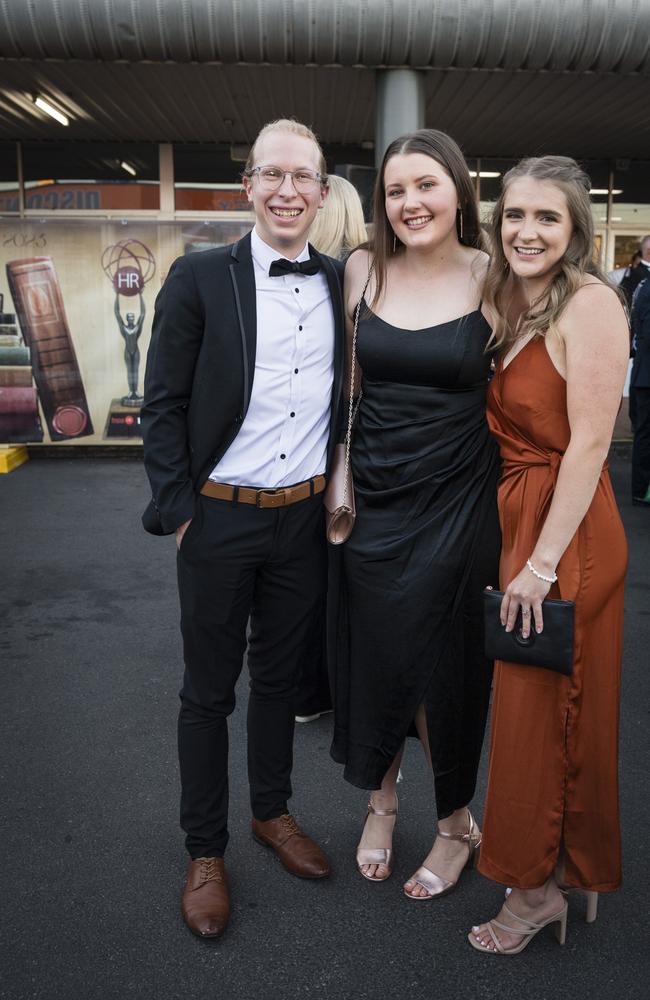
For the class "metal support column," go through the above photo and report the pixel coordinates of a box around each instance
[375,70,425,168]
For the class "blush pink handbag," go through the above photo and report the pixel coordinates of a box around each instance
[324,272,371,545]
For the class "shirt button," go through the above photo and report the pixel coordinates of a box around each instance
[290,411,295,417]
[294,368,299,374]
[298,325,303,331]
[280,453,286,460]
[295,288,300,293]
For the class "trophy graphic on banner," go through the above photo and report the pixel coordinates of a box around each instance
[101,239,155,438]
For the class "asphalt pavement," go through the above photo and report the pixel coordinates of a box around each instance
[0,454,648,1000]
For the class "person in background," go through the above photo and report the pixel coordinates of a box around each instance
[609,249,640,287]
[630,274,650,506]
[330,129,500,897]
[469,156,628,955]
[141,118,346,940]
[309,173,368,261]
[294,174,368,725]
[619,234,650,305]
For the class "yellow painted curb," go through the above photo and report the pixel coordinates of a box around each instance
[0,445,29,473]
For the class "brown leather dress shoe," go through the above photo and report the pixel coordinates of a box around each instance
[181,857,230,938]
[251,814,330,879]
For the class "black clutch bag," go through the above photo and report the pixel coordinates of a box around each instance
[483,588,575,676]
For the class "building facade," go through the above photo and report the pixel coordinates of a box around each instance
[0,0,648,445]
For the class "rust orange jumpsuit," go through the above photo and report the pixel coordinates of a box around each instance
[479,336,627,892]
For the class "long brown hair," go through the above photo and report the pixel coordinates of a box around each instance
[369,129,482,308]
[483,156,614,350]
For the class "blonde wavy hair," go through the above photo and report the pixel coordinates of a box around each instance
[308,174,367,260]
[483,156,613,351]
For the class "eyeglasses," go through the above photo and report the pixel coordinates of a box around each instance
[247,166,325,193]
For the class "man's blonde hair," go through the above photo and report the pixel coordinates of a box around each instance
[244,118,327,178]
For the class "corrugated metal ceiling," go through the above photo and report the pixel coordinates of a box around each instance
[1,1,649,72]
[0,1,648,158]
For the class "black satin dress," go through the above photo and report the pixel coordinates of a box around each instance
[329,302,500,819]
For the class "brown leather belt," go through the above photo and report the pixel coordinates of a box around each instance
[200,475,326,509]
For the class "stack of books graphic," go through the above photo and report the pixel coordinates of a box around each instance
[6,257,94,440]
[0,292,43,442]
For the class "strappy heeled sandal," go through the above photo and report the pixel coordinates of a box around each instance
[468,899,568,955]
[356,797,398,882]
[404,809,481,900]
[558,886,598,923]
[506,882,598,923]
[554,861,599,923]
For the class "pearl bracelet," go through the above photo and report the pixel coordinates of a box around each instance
[526,559,557,584]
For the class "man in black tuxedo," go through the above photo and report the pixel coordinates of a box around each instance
[141,119,344,938]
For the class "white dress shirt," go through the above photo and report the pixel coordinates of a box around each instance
[209,227,335,488]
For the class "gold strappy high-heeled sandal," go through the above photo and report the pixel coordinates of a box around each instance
[356,797,398,882]
[404,809,481,900]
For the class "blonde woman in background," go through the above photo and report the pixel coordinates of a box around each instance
[309,174,368,261]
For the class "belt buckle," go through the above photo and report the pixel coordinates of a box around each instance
[256,488,288,508]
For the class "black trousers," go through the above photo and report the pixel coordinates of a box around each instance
[630,386,650,498]
[294,605,332,717]
[176,490,327,859]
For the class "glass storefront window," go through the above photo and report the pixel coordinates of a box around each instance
[0,143,18,213]
[611,161,650,226]
[612,233,644,271]
[174,144,249,212]
[21,143,160,211]
[0,216,254,446]
[581,160,610,227]
[478,159,517,224]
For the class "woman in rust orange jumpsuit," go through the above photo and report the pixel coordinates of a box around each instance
[469,156,629,955]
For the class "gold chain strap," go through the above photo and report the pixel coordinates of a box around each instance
[342,265,374,505]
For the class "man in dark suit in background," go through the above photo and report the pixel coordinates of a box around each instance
[630,274,650,506]
[141,119,345,938]
[620,234,650,306]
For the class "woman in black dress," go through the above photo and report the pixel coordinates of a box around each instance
[330,130,500,897]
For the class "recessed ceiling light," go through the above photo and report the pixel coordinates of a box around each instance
[120,161,137,177]
[590,188,623,195]
[230,144,251,162]
[469,171,501,178]
[34,96,69,126]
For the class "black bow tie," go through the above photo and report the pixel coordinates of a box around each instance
[269,255,321,277]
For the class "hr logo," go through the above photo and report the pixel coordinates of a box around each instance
[116,270,142,291]
[101,238,156,413]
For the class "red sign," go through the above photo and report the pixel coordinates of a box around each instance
[113,266,143,296]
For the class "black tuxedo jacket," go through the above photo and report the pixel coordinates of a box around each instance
[631,278,650,390]
[620,263,649,306]
[141,231,346,535]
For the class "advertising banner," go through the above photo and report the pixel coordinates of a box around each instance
[0,217,253,445]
